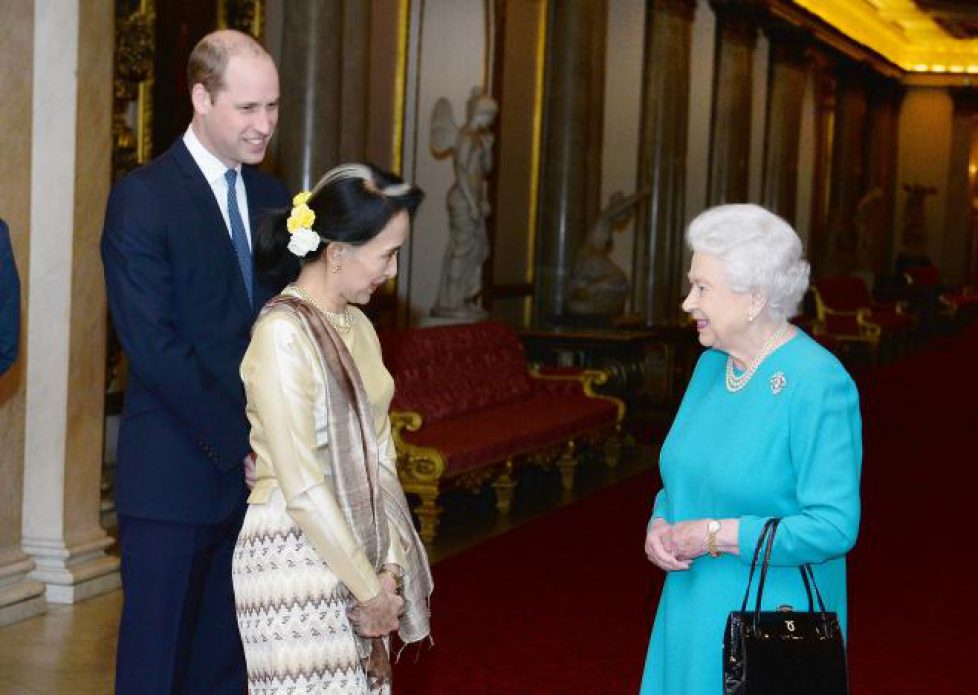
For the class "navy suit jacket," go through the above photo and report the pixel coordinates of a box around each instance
[101,139,290,524]
[0,218,20,376]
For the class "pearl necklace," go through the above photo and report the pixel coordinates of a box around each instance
[724,323,789,393]
[290,284,356,334]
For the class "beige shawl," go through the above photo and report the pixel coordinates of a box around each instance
[259,295,433,645]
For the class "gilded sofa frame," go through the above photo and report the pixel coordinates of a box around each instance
[390,367,625,545]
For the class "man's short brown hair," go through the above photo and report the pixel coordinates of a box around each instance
[187,29,270,98]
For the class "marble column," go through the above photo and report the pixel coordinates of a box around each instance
[534,0,606,323]
[863,77,903,279]
[707,0,759,205]
[761,24,809,224]
[630,0,697,326]
[823,63,869,275]
[806,53,836,273]
[944,89,978,285]
[276,0,371,192]
[20,0,120,606]
[0,0,45,628]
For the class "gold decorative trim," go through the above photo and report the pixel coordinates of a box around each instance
[793,0,978,75]
[393,0,410,173]
[390,410,446,485]
[216,0,265,40]
[809,285,915,343]
[527,365,627,424]
[113,0,155,181]
[388,363,623,544]
[525,0,547,326]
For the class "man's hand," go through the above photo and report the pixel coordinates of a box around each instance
[243,452,257,490]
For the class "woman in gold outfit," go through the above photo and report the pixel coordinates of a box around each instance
[232,163,432,694]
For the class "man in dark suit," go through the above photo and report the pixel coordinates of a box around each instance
[0,217,20,376]
[101,30,290,694]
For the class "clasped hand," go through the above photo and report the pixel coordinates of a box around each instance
[348,574,404,637]
[644,518,711,571]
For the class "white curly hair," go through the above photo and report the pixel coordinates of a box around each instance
[686,204,810,322]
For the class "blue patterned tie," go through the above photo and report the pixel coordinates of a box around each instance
[224,168,253,304]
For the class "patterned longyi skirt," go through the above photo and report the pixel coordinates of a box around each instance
[231,489,389,694]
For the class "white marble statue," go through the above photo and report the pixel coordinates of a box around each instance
[429,87,499,320]
[566,189,648,317]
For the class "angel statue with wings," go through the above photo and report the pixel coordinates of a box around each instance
[429,86,499,320]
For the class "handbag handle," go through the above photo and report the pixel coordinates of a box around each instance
[745,518,834,636]
[739,518,777,612]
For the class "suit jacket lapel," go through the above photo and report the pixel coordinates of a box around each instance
[171,140,253,316]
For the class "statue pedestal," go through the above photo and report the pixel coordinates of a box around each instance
[418,314,485,328]
[520,322,702,411]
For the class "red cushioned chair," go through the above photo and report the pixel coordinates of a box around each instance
[904,265,978,326]
[380,321,624,544]
[812,275,916,361]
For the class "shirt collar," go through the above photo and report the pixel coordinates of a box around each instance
[183,125,241,186]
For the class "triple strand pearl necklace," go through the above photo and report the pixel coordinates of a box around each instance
[291,284,356,334]
[724,322,789,393]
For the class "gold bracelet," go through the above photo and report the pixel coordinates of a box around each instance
[706,520,721,558]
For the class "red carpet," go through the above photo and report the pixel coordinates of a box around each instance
[394,326,978,694]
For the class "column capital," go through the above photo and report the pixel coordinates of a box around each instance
[949,87,978,115]
[810,51,838,113]
[867,72,906,107]
[832,57,877,91]
[762,19,811,67]
[651,0,697,22]
[710,0,763,47]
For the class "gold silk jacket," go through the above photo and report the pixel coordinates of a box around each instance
[240,288,405,602]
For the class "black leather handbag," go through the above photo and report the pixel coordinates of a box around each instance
[722,518,849,694]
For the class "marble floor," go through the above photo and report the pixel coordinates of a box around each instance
[0,442,656,694]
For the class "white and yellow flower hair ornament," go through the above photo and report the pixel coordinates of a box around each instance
[286,191,321,257]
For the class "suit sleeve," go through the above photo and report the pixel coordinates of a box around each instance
[242,315,382,602]
[738,364,862,566]
[101,176,249,470]
[0,221,20,376]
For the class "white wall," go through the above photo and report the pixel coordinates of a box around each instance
[748,32,769,204]
[602,0,645,286]
[684,0,716,273]
[795,67,816,250]
[404,0,486,323]
[896,88,953,263]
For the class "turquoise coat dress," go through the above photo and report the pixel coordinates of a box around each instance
[640,330,862,694]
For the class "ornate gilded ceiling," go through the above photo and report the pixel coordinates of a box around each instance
[793,0,978,73]
[914,1,978,40]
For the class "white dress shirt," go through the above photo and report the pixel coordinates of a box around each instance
[183,126,253,250]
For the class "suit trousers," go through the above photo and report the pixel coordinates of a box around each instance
[115,503,247,695]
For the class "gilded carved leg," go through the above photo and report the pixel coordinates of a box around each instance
[413,486,442,545]
[557,441,577,491]
[492,459,517,514]
[604,428,622,469]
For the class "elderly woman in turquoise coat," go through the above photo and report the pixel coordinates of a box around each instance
[641,204,862,694]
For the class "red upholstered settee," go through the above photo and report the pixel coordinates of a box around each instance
[379,321,625,544]
[812,275,915,360]
[903,265,978,326]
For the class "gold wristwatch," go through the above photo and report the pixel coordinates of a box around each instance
[706,520,721,558]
